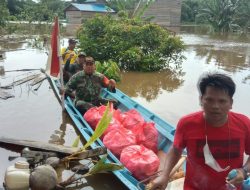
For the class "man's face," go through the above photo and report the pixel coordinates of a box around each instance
[201,86,233,124]
[69,42,76,49]
[83,62,95,75]
[78,56,85,65]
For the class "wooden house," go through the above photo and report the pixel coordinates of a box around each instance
[64,1,115,25]
[64,0,182,34]
[141,0,182,27]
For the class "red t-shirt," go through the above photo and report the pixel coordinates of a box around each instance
[174,111,250,190]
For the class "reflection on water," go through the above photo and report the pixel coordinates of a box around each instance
[194,48,248,72]
[49,111,68,145]
[117,69,184,101]
[0,25,250,189]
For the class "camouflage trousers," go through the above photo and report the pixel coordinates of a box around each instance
[75,98,118,115]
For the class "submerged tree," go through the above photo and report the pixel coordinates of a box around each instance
[0,0,10,27]
[234,0,250,32]
[77,14,184,72]
[196,0,240,32]
[106,0,153,19]
[181,0,201,23]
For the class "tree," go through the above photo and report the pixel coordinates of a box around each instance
[6,0,66,22]
[181,0,200,23]
[106,0,153,19]
[196,0,240,32]
[234,0,250,32]
[0,0,10,27]
[77,15,184,72]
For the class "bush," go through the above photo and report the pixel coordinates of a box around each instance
[96,60,121,82]
[77,14,184,72]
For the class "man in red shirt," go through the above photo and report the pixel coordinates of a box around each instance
[149,73,250,190]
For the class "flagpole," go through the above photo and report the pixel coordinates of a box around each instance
[59,56,65,110]
[57,19,65,110]
[47,16,65,110]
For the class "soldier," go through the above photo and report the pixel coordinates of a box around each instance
[63,51,86,84]
[64,56,117,114]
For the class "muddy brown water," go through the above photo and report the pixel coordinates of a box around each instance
[0,27,250,189]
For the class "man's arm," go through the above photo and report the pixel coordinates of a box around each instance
[64,58,71,72]
[64,74,79,99]
[102,76,116,92]
[227,156,250,185]
[242,156,250,179]
[148,146,182,190]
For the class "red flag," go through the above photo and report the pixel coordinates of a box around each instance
[50,16,60,77]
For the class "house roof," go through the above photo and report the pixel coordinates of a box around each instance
[83,0,99,3]
[70,3,115,13]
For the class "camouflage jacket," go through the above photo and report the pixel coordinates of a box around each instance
[65,71,109,102]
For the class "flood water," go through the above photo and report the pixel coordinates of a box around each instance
[0,26,250,189]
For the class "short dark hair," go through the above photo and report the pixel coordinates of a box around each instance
[85,56,95,64]
[198,72,236,97]
[68,38,77,44]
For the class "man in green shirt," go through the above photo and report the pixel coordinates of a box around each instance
[63,51,86,84]
[64,56,117,114]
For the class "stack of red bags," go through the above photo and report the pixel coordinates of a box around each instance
[84,106,160,180]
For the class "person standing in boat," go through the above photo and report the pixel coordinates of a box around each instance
[63,51,86,84]
[63,56,117,114]
[61,38,78,64]
[149,72,250,190]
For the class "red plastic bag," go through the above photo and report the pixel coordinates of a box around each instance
[93,107,123,138]
[83,105,106,129]
[120,145,160,180]
[120,109,144,130]
[103,127,136,156]
[133,122,158,153]
[96,117,123,139]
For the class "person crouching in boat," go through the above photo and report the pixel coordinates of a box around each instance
[63,56,117,114]
[148,72,250,190]
[63,51,86,84]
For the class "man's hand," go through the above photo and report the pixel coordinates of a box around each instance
[62,50,69,59]
[59,87,65,95]
[226,168,245,187]
[109,79,116,88]
[146,174,169,190]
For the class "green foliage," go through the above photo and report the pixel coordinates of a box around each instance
[72,136,80,147]
[181,0,201,23]
[106,0,139,16]
[6,0,66,22]
[77,15,184,72]
[106,0,153,19]
[0,0,10,27]
[197,0,240,33]
[83,103,112,149]
[96,60,121,82]
[181,0,250,33]
[89,155,124,175]
[234,0,250,31]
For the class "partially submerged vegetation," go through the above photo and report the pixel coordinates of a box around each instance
[181,0,250,33]
[77,14,184,72]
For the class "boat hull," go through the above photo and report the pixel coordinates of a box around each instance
[51,78,175,190]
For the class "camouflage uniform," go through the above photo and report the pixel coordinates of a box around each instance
[63,59,82,84]
[65,71,116,114]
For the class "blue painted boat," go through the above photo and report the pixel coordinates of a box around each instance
[48,77,250,190]
[49,78,175,190]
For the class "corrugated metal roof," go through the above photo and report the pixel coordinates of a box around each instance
[71,3,115,13]
[84,0,98,3]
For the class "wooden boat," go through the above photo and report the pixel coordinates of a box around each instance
[49,77,176,190]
